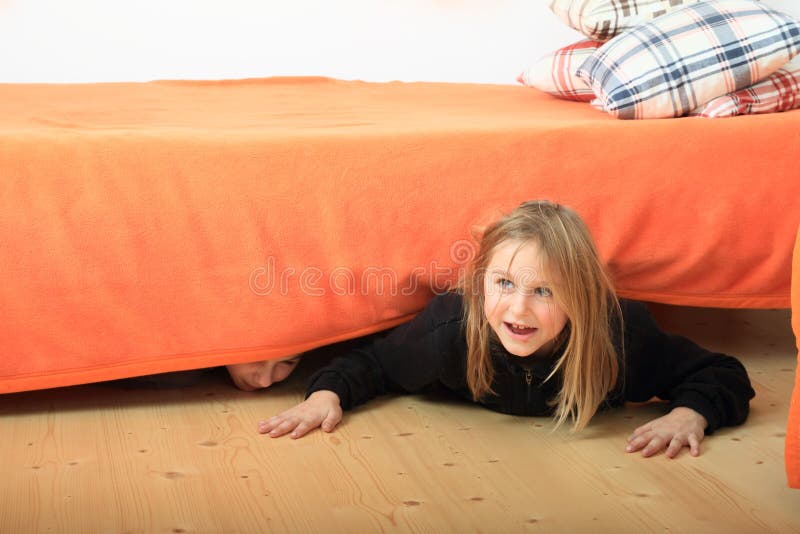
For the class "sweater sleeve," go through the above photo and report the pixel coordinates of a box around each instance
[305,293,464,410]
[621,300,755,434]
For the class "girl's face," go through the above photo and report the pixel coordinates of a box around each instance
[482,239,569,357]
[226,355,302,391]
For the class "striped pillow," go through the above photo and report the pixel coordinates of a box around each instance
[576,0,800,119]
[547,0,705,41]
[518,40,603,101]
[692,56,800,117]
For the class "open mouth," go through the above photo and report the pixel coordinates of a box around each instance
[505,322,537,336]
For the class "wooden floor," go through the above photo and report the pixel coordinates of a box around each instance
[1,304,798,533]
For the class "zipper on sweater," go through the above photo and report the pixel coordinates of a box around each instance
[525,369,533,405]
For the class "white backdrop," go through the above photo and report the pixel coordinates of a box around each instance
[1,1,796,84]
[0,0,581,84]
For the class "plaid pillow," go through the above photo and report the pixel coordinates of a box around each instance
[576,0,800,119]
[518,40,603,101]
[547,0,705,41]
[692,56,800,117]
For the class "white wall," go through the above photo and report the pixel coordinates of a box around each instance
[0,0,582,84]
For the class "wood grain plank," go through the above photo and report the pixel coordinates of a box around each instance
[1,306,798,532]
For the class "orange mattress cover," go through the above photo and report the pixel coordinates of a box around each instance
[1,77,798,393]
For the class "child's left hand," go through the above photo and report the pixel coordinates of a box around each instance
[625,406,708,458]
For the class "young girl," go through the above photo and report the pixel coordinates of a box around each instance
[258,201,754,458]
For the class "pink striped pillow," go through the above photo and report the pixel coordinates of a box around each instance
[518,40,603,102]
[692,56,800,117]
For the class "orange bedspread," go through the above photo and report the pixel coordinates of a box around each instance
[788,226,800,488]
[1,77,798,393]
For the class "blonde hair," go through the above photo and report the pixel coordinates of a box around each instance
[462,200,623,431]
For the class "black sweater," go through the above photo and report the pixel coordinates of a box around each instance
[307,293,754,433]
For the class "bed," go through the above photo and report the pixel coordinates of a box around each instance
[1,75,797,387]
[1,76,798,481]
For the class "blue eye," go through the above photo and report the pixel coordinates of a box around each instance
[497,278,514,290]
[534,287,553,297]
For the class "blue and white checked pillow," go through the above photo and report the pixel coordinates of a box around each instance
[575,0,800,119]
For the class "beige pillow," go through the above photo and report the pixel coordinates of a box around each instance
[547,0,707,40]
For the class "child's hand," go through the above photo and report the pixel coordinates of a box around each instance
[625,406,708,458]
[258,390,342,439]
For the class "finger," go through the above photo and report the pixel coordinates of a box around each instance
[268,419,299,438]
[321,410,342,432]
[665,436,684,459]
[626,436,644,452]
[626,430,654,452]
[258,416,283,434]
[629,425,652,442]
[641,436,666,457]
[688,433,701,457]
[627,429,651,443]
[290,419,318,439]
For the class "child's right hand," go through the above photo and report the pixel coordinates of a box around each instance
[257,390,342,439]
